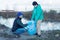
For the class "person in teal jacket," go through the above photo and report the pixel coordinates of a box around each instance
[31,1,44,37]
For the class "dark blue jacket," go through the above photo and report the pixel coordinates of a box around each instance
[12,17,27,32]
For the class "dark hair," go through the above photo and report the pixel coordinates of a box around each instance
[32,1,38,6]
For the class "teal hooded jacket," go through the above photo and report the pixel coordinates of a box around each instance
[31,4,44,22]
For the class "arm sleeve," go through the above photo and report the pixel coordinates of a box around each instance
[17,19,27,27]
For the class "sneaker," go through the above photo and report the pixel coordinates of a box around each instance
[15,35,20,38]
[37,35,41,37]
[34,33,38,35]
[13,33,21,38]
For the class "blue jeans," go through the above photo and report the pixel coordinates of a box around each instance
[13,28,26,34]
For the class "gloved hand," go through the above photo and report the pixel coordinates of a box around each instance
[31,18,35,21]
[24,24,28,27]
[24,21,32,30]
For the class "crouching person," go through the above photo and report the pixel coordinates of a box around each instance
[11,12,27,37]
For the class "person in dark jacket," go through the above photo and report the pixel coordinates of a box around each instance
[11,12,27,35]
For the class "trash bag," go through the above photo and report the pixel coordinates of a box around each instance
[25,20,36,35]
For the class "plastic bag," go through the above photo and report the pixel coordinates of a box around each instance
[25,20,36,35]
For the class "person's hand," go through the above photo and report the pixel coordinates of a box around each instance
[24,24,28,26]
[31,18,35,21]
[31,19,34,21]
[31,19,32,20]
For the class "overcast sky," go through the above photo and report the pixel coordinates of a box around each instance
[0,0,60,11]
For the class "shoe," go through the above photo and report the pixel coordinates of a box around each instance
[37,35,41,37]
[35,33,41,37]
[13,34,21,38]
[15,35,20,38]
[34,33,38,35]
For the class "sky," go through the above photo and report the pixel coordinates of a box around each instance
[0,0,60,11]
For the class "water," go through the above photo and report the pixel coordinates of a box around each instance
[0,17,60,31]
